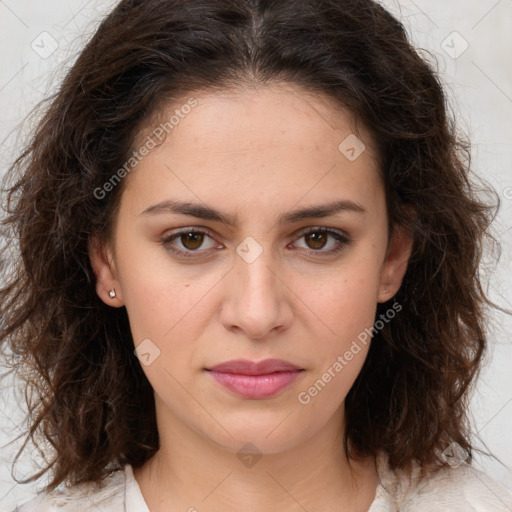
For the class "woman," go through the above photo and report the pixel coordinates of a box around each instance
[1,0,511,510]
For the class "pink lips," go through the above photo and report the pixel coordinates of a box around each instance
[205,359,304,399]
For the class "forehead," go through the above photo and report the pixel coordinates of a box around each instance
[123,83,383,218]
[138,82,376,153]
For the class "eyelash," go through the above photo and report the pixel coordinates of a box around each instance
[159,227,351,259]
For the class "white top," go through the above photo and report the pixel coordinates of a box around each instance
[13,451,512,511]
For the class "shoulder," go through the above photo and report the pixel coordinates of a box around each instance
[373,452,512,511]
[13,466,127,512]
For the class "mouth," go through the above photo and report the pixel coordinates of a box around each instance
[204,359,305,399]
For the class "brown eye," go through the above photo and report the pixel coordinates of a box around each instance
[180,232,204,250]
[292,227,351,256]
[160,228,220,258]
[304,231,328,250]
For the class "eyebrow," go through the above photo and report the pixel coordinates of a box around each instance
[139,199,366,226]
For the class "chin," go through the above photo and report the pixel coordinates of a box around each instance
[198,414,313,456]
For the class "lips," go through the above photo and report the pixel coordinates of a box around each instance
[205,359,304,399]
[207,358,303,375]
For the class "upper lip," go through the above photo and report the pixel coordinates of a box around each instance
[206,359,303,375]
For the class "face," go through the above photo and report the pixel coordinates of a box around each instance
[90,82,412,455]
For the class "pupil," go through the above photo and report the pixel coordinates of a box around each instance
[307,232,327,249]
[182,232,203,250]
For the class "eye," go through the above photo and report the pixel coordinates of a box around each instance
[160,226,351,259]
[160,228,221,257]
[292,227,351,255]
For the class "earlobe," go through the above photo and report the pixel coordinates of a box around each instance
[378,225,414,303]
[88,236,124,306]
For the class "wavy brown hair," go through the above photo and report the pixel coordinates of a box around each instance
[0,0,504,492]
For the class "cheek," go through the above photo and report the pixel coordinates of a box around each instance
[308,281,376,389]
[299,256,382,347]
[291,251,381,412]
[114,230,215,341]
[121,275,219,352]
[294,273,377,420]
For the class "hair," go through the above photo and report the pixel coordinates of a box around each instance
[0,0,505,493]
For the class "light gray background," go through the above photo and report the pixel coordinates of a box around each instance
[1,0,511,510]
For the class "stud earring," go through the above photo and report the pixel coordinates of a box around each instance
[109,289,116,299]
[379,288,390,302]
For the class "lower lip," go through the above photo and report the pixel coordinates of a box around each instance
[206,370,303,399]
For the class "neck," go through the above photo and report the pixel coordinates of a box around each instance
[133,402,380,512]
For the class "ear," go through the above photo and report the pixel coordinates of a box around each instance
[377,224,414,303]
[88,236,124,307]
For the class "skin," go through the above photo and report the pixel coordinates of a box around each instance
[89,82,413,512]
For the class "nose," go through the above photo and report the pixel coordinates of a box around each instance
[219,247,293,340]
